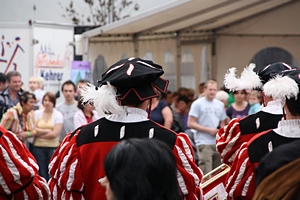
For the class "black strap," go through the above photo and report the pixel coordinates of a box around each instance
[1,177,34,199]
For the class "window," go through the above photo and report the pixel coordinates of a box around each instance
[250,47,298,71]
[164,50,176,92]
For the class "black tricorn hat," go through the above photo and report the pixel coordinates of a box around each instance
[98,57,169,101]
[258,62,298,85]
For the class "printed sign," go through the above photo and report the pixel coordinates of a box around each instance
[71,61,92,85]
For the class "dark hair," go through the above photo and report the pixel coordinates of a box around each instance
[6,71,21,82]
[0,73,6,83]
[161,90,172,100]
[77,79,90,86]
[120,90,145,107]
[104,138,181,200]
[177,95,189,104]
[20,91,36,106]
[286,96,300,116]
[233,90,247,95]
[77,95,86,110]
[61,80,76,92]
[42,92,56,107]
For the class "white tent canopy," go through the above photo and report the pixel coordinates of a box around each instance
[83,0,291,37]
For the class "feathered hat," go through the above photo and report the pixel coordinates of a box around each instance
[263,69,300,102]
[224,62,297,91]
[79,57,169,115]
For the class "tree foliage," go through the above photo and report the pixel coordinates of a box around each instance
[59,0,139,26]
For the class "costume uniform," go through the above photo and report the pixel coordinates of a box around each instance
[225,119,300,199]
[254,139,300,199]
[0,126,50,199]
[223,68,300,199]
[217,100,282,165]
[217,62,296,166]
[48,58,203,200]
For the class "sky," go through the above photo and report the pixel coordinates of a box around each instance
[0,0,175,25]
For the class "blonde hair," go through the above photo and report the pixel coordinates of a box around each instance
[205,80,217,88]
[250,90,262,100]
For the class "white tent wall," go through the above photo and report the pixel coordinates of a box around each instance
[215,36,300,86]
[85,0,300,91]
[88,40,135,68]
[215,0,300,85]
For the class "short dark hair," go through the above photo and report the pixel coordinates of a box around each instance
[77,79,90,86]
[177,95,189,104]
[61,80,76,92]
[233,90,247,95]
[42,92,56,107]
[120,90,145,107]
[286,96,300,116]
[104,138,181,200]
[6,71,21,82]
[20,91,36,106]
[0,73,6,83]
[161,90,172,100]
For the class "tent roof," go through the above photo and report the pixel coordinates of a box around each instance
[83,0,292,38]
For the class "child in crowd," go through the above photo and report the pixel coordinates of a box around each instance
[248,90,262,115]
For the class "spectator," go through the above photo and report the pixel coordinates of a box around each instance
[100,138,181,200]
[170,91,180,111]
[198,82,205,98]
[48,58,202,200]
[226,90,250,119]
[29,76,45,110]
[35,77,46,109]
[75,79,90,101]
[248,90,262,115]
[161,90,173,107]
[56,80,79,142]
[0,72,6,92]
[175,95,190,131]
[32,92,63,181]
[73,95,100,129]
[0,126,50,199]
[215,90,229,109]
[178,87,189,97]
[188,79,227,174]
[149,96,173,129]
[0,71,23,118]
[0,91,36,143]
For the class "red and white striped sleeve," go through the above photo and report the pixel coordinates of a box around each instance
[174,133,203,200]
[48,131,84,200]
[0,127,50,199]
[224,142,257,200]
[217,118,252,166]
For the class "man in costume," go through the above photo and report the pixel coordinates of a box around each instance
[224,68,300,199]
[254,69,300,199]
[216,62,295,166]
[0,126,50,199]
[48,58,203,200]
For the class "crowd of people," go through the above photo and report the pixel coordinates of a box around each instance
[0,59,299,199]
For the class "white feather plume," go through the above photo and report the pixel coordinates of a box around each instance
[263,75,299,101]
[239,63,262,90]
[224,68,241,91]
[79,82,125,116]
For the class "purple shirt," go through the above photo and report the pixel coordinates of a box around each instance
[226,103,250,119]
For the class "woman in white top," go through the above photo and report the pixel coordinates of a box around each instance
[32,92,63,181]
[73,95,100,129]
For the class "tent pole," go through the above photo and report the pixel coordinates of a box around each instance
[176,31,181,90]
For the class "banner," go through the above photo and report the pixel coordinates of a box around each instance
[33,27,73,102]
[0,28,31,89]
[71,61,92,85]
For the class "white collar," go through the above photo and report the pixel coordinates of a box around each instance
[261,99,283,115]
[106,106,148,122]
[273,119,300,138]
